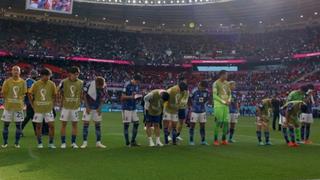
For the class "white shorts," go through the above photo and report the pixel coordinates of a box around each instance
[229,113,239,123]
[190,112,207,123]
[82,110,102,122]
[300,113,314,123]
[279,115,286,125]
[32,111,55,123]
[122,110,139,123]
[60,108,80,122]
[1,110,24,122]
[163,110,178,122]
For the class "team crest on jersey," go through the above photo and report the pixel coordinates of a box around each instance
[70,85,76,97]
[40,89,47,101]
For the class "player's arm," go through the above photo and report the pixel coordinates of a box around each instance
[52,83,58,105]
[1,80,8,98]
[28,83,35,109]
[212,83,227,105]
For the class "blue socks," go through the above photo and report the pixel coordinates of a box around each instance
[2,123,9,145]
[15,123,22,145]
[131,123,139,143]
[124,123,130,145]
[265,131,270,143]
[95,123,101,142]
[200,127,205,142]
[172,128,177,144]
[282,128,289,143]
[289,127,295,143]
[71,135,76,144]
[83,124,89,141]
[306,124,311,140]
[256,131,262,142]
[229,128,235,140]
[61,136,66,144]
[164,128,169,144]
[189,128,194,142]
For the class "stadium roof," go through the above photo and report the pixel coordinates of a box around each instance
[1,0,320,31]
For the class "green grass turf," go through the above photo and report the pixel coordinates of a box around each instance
[0,112,320,180]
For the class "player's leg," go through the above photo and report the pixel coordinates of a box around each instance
[293,119,302,144]
[71,121,78,148]
[32,113,45,148]
[163,119,170,145]
[81,110,91,148]
[92,110,105,148]
[256,117,263,145]
[22,104,36,136]
[199,113,207,145]
[14,111,24,148]
[221,106,229,145]
[229,113,238,143]
[176,109,186,141]
[1,110,12,148]
[189,112,197,145]
[130,110,140,146]
[171,120,178,145]
[213,107,223,145]
[154,122,163,146]
[263,121,271,145]
[145,113,154,147]
[122,110,131,146]
[60,108,68,148]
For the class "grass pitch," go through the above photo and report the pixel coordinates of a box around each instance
[0,112,320,180]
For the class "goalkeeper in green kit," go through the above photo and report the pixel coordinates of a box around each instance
[212,70,231,146]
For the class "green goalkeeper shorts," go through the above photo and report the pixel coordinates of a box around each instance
[214,106,229,122]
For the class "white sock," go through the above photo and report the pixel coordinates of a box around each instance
[156,137,161,143]
[148,137,153,142]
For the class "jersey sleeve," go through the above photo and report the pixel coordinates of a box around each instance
[29,82,36,94]
[23,81,27,94]
[1,80,8,95]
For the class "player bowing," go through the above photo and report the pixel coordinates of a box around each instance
[58,66,83,148]
[81,76,107,148]
[163,82,188,145]
[144,89,170,147]
[256,98,273,146]
[1,66,27,148]
[189,81,209,146]
[29,68,57,148]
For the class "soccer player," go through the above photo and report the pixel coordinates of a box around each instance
[1,66,27,148]
[286,84,314,143]
[58,66,83,148]
[176,77,189,141]
[256,98,273,146]
[163,82,188,145]
[228,81,239,143]
[189,81,209,146]
[121,74,142,147]
[80,76,106,148]
[271,97,281,131]
[213,70,231,145]
[29,68,57,148]
[144,89,170,147]
[21,70,38,135]
[300,91,315,144]
[281,100,306,147]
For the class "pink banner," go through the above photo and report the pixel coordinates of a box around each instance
[293,52,320,59]
[191,59,246,64]
[66,57,134,65]
[0,50,11,57]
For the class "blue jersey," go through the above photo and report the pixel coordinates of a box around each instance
[25,78,35,105]
[83,82,105,110]
[306,99,313,114]
[122,81,140,111]
[190,87,209,113]
[229,91,239,113]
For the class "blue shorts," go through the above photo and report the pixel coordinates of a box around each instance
[178,109,186,120]
[146,113,161,124]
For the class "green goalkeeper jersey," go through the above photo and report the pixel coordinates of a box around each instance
[287,90,305,103]
[212,79,231,108]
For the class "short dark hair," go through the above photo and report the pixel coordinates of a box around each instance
[68,66,80,74]
[218,70,227,77]
[178,82,188,91]
[40,68,52,76]
[306,84,315,91]
[161,92,170,101]
[133,74,142,81]
[199,80,208,88]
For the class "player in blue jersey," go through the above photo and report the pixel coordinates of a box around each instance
[189,81,209,146]
[121,74,142,147]
[80,76,106,148]
[228,81,240,143]
[21,70,38,135]
[300,90,315,144]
